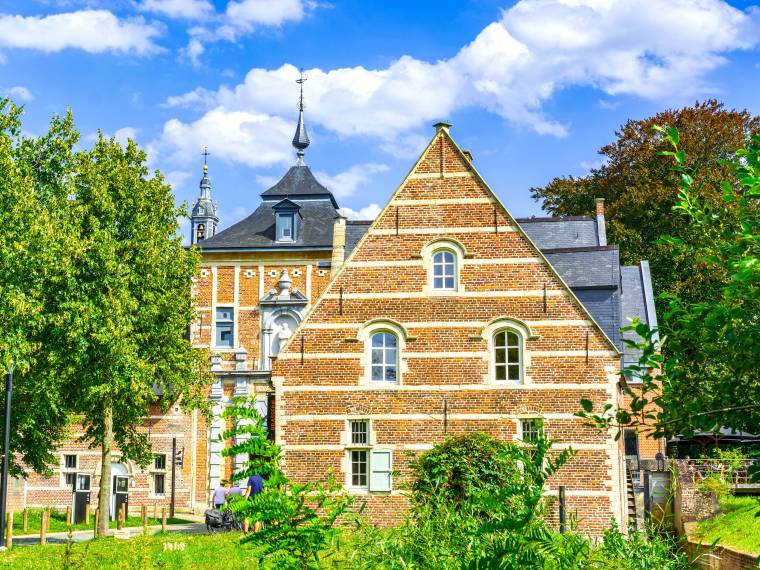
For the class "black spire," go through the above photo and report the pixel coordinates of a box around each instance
[292,70,310,165]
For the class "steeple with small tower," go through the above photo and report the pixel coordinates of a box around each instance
[190,146,219,246]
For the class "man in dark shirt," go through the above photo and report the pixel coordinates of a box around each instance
[244,474,264,498]
[242,473,264,532]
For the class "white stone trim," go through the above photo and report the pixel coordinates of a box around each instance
[406,171,473,179]
[321,290,564,300]
[391,197,493,205]
[344,257,543,269]
[369,226,516,236]
[421,238,465,294]
[280,383,611,392]
[275,349,617,360]
[300,319,594,330]
[284,413,583,421]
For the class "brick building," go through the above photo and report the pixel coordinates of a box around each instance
[11,95,658,531]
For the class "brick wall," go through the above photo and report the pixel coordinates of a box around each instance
[273,126,627,534]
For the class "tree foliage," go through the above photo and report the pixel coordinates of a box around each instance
[221,399,356,570]
[578,127,760,442]
[0,99,79,475]
[530,100,759,308]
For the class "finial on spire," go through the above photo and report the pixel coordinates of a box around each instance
[202,145,210,174]
[292,69,310,165]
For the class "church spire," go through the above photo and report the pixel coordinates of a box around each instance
[190,145,219,246]
[292,70,310,166]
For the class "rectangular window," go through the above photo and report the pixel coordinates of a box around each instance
[153,473,165,496]
[521,419,542,444]
[154,454,166,470]
[215,307,234,348]
[369,450,393,492]
[65,472,76,488]
[64,454,77,469]
[350,450,368,488]
[350,420,369,446]
[276,213,295,241]
[624,429,639,457]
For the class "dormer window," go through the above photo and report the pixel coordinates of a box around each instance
[273,198,301,243]
[277,213,295,242]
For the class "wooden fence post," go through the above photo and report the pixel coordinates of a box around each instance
[40,511,48,545]
[85,503,90,526]
[22,509,27,533]
[121,503,127,524]
[65,505,72,527]
[94,508,99,538]
[141,505,147,532]
[161,507,167,532]
[5,512,12,548]
[116,509,123,531]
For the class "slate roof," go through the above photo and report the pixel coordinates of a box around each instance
[515,216,657,360]
[198,165,340,250]
[260,165,338,208]
[345,221,372,257]
[516,216,601,249]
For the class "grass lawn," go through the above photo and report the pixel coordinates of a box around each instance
[693,495,760,555]
[10,508,193,535]
[0,531,263,570]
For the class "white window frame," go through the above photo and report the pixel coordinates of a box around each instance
[276,213,296,242]
[370,331,399,383]
[214,306,235,349]
[480,318,535,385]
[61,453,78,488]
[421,238,466,295]
[431,249,457,291]
[357,320,408,386]
[150,453,168,498]
[493,328,523,383]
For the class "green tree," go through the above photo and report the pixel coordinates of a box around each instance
[59,134,210,535]
[579,128,760,441]
[0,99,79,474]
[530,100,759,307]
[221,398,356,570]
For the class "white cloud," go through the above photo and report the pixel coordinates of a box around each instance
[163,169,192,191]
[225,0,304,27]
[156,0,759,168]
[314,163,389,199]
[2,86,33,102]
[339,204,382,220]
[139,0,213,20]
[0,10,163,55]
[151,107,294,168]
[114,127,139,146]
[181,38,205,67]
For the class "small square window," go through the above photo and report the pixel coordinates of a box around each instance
[64,454,77,469]
[350,420,369,446]
[154,454,166,470]
[521,419,542,444]
[153,473,165,496]
[64,472,76,488]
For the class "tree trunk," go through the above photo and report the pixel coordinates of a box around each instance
[97,406,113,537]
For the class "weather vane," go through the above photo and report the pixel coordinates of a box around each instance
[296,68,307,111]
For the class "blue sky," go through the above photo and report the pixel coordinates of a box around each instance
[1,0,759,239]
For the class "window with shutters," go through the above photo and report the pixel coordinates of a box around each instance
[346,420,392,493]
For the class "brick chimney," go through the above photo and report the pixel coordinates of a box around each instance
[595,198,607,246]
[331,215,347,274]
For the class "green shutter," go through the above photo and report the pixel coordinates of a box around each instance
[369,450,392,492]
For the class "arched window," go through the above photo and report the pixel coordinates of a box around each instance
[432,249,456,290]
[371,332,398,383]
[196,223,205,241]
[494,329,522,382]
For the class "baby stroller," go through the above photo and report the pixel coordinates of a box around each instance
[204,508,243,532]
